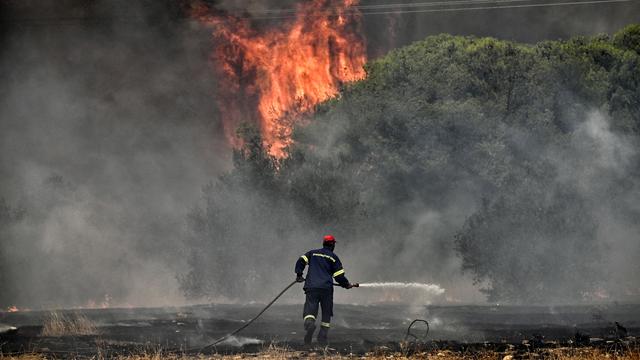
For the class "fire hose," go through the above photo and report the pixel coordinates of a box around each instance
[200,280,359,350]
[4,280,427,355]
[201,280,299,350]
[405,319,430,342]
[200,280,431,351]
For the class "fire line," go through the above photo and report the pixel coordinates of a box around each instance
[190,0,367,157]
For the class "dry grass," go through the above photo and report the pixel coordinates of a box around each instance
[541,347,640,360]
[427,348,640,359]
[2,346,640,360]
[0,356,46,360]
[40,311,98,336]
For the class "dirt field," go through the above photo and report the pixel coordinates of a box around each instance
[1,304,638,358]
[1,346,640,360]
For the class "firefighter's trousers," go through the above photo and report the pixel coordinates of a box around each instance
[302,288,333,342]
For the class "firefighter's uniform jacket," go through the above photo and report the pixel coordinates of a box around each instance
[294,247,350,336]
[295,247,350,289]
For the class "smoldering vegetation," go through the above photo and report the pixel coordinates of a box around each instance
[181,25,640,305]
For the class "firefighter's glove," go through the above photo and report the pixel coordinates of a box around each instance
[345,283,354,289]
[296,274,305,283]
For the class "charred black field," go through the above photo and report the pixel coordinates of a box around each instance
[1,303,639,357]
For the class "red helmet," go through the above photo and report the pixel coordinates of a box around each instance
[323,235,336,244]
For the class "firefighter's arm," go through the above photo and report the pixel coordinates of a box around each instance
[294,252,310,282]
[332,258,351,288]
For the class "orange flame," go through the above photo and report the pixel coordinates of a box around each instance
[7,305,19,312]
[84,294,112,309]
[191,0,367,157]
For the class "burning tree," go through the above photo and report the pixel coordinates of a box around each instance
[189,0,367,157]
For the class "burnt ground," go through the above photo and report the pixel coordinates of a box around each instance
[1,303,639,357]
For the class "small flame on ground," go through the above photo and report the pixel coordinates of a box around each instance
[84,294,112,309]
[190,0,367,157]
[7,306,19,312]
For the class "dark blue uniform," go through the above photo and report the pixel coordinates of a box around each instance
[295,247,350,342]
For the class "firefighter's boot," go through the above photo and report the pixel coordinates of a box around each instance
[304,318,316,345]
[317,325,329,346]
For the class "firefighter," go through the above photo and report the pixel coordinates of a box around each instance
[294,234,357,346]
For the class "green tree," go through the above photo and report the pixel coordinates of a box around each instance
[182,25,640,303]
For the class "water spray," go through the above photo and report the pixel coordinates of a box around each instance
[357,282,445,295]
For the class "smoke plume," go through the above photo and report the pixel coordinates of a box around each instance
[2,0,639,308]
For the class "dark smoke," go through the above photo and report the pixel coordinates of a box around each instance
[0,0,225,308]
[363,0,640,56]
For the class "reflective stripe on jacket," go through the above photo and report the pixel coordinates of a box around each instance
[295,247,350,289]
